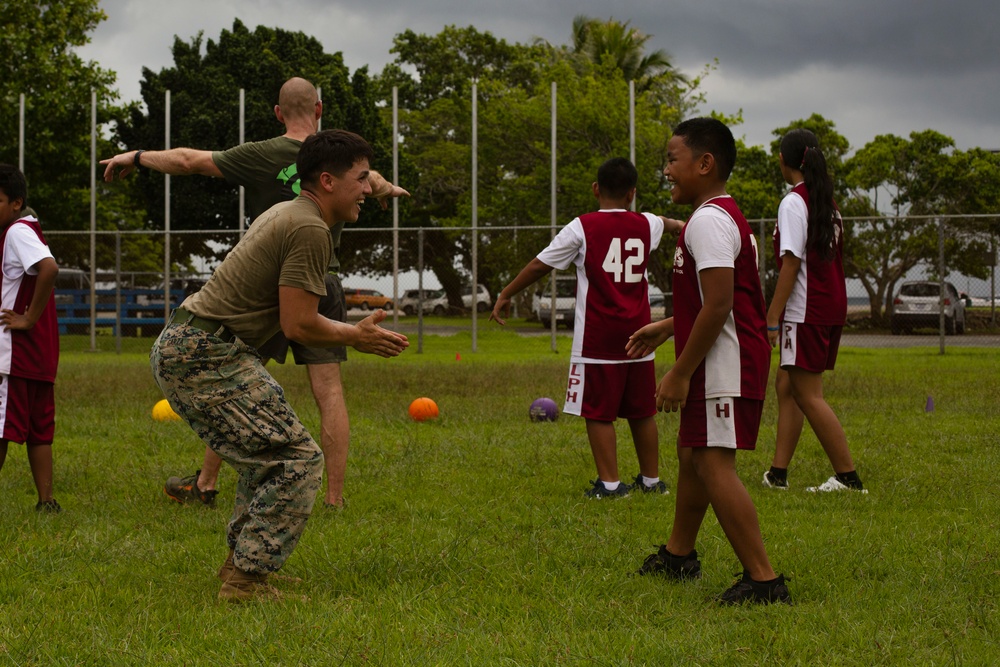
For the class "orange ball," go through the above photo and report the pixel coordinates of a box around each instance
[408,397,439,422]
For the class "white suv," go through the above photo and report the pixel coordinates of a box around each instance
[533,275,576,328]
[462,284,492,312]
[891,280,966,335]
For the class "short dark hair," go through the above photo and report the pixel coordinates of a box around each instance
[298,130,374,188]
[0,164,27,209]
[597,157,638,199]
[672,118,737,181]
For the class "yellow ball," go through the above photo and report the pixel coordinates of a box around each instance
[152,398,181,422]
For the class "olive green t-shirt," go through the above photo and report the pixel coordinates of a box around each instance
[182,197,333,348]
[213,136,345,272]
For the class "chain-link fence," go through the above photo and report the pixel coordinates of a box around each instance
[46,215,1000,355]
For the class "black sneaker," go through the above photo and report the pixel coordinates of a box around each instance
[35,499,62,513]
[164,469,218,506]
[762,470,788,490]
[718,570,791,605]
[637,545,702,579]
[632,474,668,494]
[584,478,630,499]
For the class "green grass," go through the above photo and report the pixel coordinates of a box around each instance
[1,337,999,664]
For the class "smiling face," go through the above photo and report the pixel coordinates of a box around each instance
[324,158,372,224]
[663,134,704,207]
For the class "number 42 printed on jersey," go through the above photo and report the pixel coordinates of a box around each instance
[602,237,646,283]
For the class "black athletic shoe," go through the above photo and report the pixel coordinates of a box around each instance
[637,545,702,579]
[584,478,630,499]
[762,470,788,490]
[718,570,791,605]
[164,469,218,506]
[632,474,669,494]
[35,499,62,513]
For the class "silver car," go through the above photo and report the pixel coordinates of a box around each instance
[891,280,966,335]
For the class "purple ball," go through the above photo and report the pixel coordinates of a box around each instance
[529,397,559,422]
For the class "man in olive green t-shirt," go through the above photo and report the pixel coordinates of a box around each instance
[102,77,407,509]
[150,130,409,601]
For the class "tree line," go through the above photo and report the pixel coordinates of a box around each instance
[2,3,998,322]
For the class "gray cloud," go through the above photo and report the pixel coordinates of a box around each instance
[80,0,1000,150]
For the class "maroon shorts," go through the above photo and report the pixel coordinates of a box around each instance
[678,397,763,450]
[0,375,56,445]
[563,360,656,422]
[779,322,842,373]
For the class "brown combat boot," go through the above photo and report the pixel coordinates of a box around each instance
[218,564,280,602]
[217,549,235,582]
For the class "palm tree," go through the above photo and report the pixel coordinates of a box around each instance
[568,15,682,92]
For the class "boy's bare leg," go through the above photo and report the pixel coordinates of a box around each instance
[586,419,620,483]
[665,443,709,556]
[628,415,659,479]
[788,368,854,473]
[772,368,804,469]
[26,443,55,502]
[307,363,349,507]
[692,447,776,582]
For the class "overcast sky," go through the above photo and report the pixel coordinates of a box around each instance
[79,0,1000,153]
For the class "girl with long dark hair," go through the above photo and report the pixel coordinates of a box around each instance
[762,129,865,493]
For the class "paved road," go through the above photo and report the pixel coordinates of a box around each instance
[839,333,1000,348]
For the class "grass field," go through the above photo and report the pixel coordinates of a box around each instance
[1,332,999,665]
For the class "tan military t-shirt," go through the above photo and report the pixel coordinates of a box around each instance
[182,197,333,348]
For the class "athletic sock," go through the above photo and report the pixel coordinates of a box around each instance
[639,475,661,488]
[602,480,621,491]
[835,470,864,489]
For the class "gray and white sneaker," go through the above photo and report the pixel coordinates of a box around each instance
[806,476,868,494]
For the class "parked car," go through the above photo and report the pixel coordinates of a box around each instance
[54,268,91,306]
[399,288,444,316]
[419,284,491,315]
[462,284,492,312]
[533,275,576,328]
[344,288,393,311]
[424,290,451,315]
[649,290,672,320]
[891,280,966,335]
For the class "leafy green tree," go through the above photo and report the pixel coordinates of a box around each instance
[0,0,154,273]
[844,130,996,320]
[112,19,400,274]
[563,15,682,95]
[374,20,701,309]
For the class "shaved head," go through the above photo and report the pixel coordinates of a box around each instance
[278,77,319,122]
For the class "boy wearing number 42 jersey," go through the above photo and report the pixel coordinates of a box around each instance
[490,157,683,499]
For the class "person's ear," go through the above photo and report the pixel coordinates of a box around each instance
[592,182,600,198]
[698,152,716,176]
[319,171,337,193]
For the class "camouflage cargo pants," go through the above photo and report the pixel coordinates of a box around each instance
[150,323,323,574]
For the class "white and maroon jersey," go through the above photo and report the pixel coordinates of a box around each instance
[537,209,664,363]
[0,216,59,382]
[672,196,769,400]
[773,182,847,325]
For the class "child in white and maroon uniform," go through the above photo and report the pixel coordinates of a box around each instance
[762,128,865,494]
[490,157,681,499]
[627,118,789,605]
[0,164,61,513]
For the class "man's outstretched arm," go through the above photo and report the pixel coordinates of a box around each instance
[101,148,223,181]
